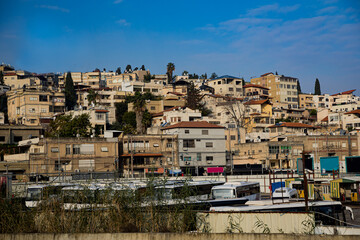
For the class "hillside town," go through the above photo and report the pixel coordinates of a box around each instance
[0,63,359,178]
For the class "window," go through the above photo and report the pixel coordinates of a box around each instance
[197,153,201,161]
[16,107,20,114]
[73,144,80,154]
[29,108,36,113]
[230,135,236,140]
[30,97,38,101]
[51,147,59,153]
[151,106,156,110]
[41,108,46,113]
[167,143,172,148]
[206,142,213,148]
[39,95,48,102]
[185,130,190,134]
[101,147,108,152]
[229,87,234,91]
[269,146,279,154]
[202,130,208,135]
[206,156,213,161]
[14,136,22,142]
[184,156,191,161]
[96,113,104,120]
[30,119,36,124]
[183,139,195,148]
[66,145,71,155]
[0,136,5,142]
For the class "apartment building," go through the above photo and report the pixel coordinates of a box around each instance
[268,122,320,141]
[28,137,119,174]
[343,110,360,131]
[128,95,186,114]
[206,75,244,98]
[288,135,360,173]
[298,93,315,109]
[120,134,179,177]
[243,83,269,100]
[251,72,299,108]
[7,88,65,126]
[3,73,44,90]
[151,107,202,127]
[162,121,226,175]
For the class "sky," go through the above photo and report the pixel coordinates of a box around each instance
[0,0,359,94]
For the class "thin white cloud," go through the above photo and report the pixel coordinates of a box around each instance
[317,6,338,14]
[246,3,300,16]
[114,0,123,4]
[116,19,130,26]
[39,5,70,13]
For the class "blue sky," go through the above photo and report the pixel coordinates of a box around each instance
[0,0,359,94]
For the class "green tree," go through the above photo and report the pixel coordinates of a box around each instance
[46,114,92,137]
[189,73,199,79]
[122,111,137,134]
[186,82,202,110]
[140,65,145,71]
[314,78,321,95]
[144,73,152,83]
[115,101,128,124]
[116,67,121,75]
[142,110,152,133]
[182,70,188,76]
[0,71,4,85]
[297,80,302,94]
[310,109,317,116]
[166,62,175,84]
[126,65,132,72]
[64,72,77,110]
[210,72,218,79]
[87,89,99,105]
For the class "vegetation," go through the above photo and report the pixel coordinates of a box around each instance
[87,89,99,105]
[0,71,4,85]
[144,73,152,83]
[309,109,317,116]
[116,67,121,75]
[182,70,188,76]
[46,114,92,137]
[140,65,145,71]
[314,78,321,95]
[297,80,302,94]
[210,72,218,79]
[185,82,211,116]
[166,62,175,84]
[0,179,199,233]
[188,73,199,79]
[64,72,77,110]
[126,65,132,72]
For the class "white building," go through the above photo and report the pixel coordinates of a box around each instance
[162,121,226,174]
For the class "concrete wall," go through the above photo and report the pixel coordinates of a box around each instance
[0,233,359,240]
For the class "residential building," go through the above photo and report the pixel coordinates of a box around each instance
[7,88,65,126]
[298,93,315,109]
[251,72,299,108]
[206,75,244,98]
[344,109,360,131]
[151,107,202,127]
[243,83,269,100]
[120,134,179,177]
[268,122,320,141]
[0,125,43,145]
[162,121,226,175]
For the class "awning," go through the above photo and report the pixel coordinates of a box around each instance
[207,167,224,173]
[169,169,182,174]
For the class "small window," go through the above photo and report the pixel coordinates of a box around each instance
[151,106,156,110]
[206,142,213,148]
[66,145,71,155]
[206,156,213,161]
[0,136,5,142]
[197,153,201,161]
[167,143,172,148]
[230,135,236,140]
[202,130,208,135]
[51,147,59,153]
[30,119,36,124]
[101,147,109,152]
[184,156,191,161]
[73,144,80,154]
[185,130,190,134]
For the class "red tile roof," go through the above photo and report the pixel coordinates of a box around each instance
[244,99,270,105]
[4,73,17,76]
[163,121,224,129]
[345,109,360,115]
[167,92,184,96]
[260,72,273,77]
[331,89,356,96]
[321,116,328,122]
[243,84,269,90]
[268,122,318,128]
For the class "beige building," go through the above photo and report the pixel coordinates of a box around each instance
[3,73,44,90]
[251,72,299,108]
[268,122,320,141]
[120,134,179,177]
[243,83,269,100]
[298,93,315,109]
[206,75,244,98]
[28,137,119,174]
[7,88,65,126]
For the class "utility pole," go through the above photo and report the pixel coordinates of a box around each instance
[130,135,134,178]
[302,151,310,212]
